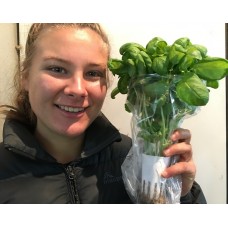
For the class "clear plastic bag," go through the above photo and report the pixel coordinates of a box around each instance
[122,74,198,204]
[122,143,182,203]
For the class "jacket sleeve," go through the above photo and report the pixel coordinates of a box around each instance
[180,181,207,204]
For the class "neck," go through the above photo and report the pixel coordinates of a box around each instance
[35,129,84,164]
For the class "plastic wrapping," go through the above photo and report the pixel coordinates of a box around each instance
[122,74,198,204]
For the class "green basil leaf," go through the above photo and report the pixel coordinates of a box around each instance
[111,87,119,99]
[193,57,228,80]
[156,41,168,55]
[119,42,146,55]
[144,81,169,100]
[124,58,137,77]
[179,55,195,72]
[139,50,154,74]
[193,44,207,58]
[121,46,140,61]
[186,46,202,60]
[146,37,167,56]
[173,43,186,53]
[206,80,219,89]
[152,56,168,75]
[135,53,147,76]
[117,74,130,94]
[176,73,209,106]
[174,37,191,48]
[108,59,128,75]
[168,44,185,66]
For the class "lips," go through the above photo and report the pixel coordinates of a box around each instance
[56,105,85,113]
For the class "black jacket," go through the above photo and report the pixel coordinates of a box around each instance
[0,115,207,204]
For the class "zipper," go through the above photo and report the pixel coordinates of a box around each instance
[65,165,80,204]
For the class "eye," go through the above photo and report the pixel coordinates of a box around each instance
[47,66,67,74]
[86,70,104,78]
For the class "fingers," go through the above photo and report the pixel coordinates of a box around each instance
[161,128,196,196]
[161,160,196,196]
[162,160,196,178]
[171,128,191,144]
[163,128,192,160]
[163,142,192,161]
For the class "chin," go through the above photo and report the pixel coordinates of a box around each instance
[59,125,88,138]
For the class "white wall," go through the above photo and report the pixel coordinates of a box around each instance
[1,23,226,203]
[101,22,226,204]
[0,23,17,141]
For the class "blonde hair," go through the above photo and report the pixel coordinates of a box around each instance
[0,23,111,130]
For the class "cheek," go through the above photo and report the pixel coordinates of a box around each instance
[88,82,107,103]
[27,76,56,104]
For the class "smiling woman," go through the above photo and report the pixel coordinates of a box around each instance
[0,23,206,204]
[5,24,109,164]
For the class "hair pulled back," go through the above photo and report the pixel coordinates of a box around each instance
[0,23,110,130]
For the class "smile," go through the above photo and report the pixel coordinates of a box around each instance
[57,105,85,113]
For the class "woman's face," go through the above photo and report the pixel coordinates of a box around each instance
[23,27,108,139]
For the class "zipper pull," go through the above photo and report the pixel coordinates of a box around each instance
[66,165,75,179]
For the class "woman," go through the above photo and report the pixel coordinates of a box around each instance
[0,23,206,203]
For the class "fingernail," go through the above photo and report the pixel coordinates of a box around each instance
[161,171,167,178]
[164,149,170,156]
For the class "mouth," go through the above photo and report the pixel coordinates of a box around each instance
[55,104,85,113]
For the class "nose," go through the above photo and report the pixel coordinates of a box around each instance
[64,74,88,98]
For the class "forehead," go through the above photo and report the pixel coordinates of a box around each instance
[36,26,108,53]
[31,26,109,68]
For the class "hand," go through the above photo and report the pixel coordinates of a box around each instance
[161,128,196,196]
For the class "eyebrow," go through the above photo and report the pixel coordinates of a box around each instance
[43,57,73,65]
[43,56,106,67]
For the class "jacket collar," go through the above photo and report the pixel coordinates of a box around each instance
[3,113,121,162]
[82,113,121,157]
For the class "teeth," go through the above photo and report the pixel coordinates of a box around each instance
[59,105,84,113]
